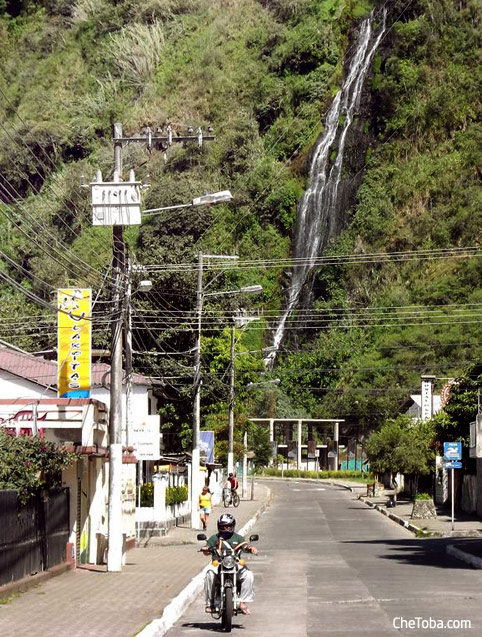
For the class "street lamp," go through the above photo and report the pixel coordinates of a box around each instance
[142,190,233,215]
[191,254,262,529]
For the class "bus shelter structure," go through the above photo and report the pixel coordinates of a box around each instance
[248,417,345,473]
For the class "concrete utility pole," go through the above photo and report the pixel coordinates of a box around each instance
[227,323,235,476]
[191,253,240,529]
[107,123,126,573]
[103,122,215,571]
[191,252,204,529]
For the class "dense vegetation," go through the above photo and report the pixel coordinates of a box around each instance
[0,0,481,460]
[0,429,76,502]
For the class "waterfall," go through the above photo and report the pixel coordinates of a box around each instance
[266,11,387,366]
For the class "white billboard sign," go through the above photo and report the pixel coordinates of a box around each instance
[91,181,142,226]
[132,415,161,461]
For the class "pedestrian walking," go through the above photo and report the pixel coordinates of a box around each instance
[199,484,212,530]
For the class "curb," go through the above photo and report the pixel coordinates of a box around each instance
[135,488,272,637]
[358,494,482,568]
[446,544,482,569]
[357,495,424,535]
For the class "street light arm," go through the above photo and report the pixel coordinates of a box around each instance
[143,190,233,216]
[204,284,263,298]
[142,202,193,215]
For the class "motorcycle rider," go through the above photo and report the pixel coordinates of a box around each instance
[202,513,258,615]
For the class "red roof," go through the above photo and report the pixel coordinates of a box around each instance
[0,345,154,390]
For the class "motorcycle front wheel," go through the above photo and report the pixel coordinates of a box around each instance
[223,493,231,507]
[221,587,233,632]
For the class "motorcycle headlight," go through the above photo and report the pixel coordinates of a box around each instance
[222,555,236,569]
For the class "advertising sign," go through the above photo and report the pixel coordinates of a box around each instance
[58,289,91,398]
[200,431,215,464]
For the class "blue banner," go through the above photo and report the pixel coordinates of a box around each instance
[200,431,215,464]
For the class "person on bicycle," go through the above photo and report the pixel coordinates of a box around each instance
[227,472,238,494]
[202,513,257,615]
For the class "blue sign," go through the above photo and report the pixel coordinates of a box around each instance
[445,461,462,469]
[200,431,215,464]
[444,441,462,461]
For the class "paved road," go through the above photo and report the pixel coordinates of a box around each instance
[167,480,481,636]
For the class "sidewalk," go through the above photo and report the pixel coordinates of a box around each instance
[334,479,482,569]
[0,484,271,637]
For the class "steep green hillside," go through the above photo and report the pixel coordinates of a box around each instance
[277,0,482,436]
[0,0,481,452]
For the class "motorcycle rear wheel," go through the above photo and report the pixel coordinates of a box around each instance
[221,587,233,632]
[232,493,240,507]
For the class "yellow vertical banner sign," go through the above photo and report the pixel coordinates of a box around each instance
[58,289,92,398]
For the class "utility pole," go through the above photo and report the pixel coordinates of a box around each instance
[191,252,204,529]
[125,255,133,449]
[191,253,239,528]
[98,122,214,570]
[107,122,126,572]
[227,323,235,476]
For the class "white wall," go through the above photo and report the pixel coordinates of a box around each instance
[0,371,54,400]
[0,372,156,447]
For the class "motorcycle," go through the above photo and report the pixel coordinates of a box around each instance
[197,532,259,633]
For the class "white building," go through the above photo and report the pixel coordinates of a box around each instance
[0,342,161,565]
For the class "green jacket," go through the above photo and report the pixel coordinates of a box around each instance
[206,532,246,551]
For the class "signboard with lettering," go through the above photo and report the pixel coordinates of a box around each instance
[445,461,462,469]
[421,376,434,422]
[91,180,142,226]
[444,441,462,461]
[132,416,161,461]
[58,289,92,398]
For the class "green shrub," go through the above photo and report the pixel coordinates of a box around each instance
[257,467,373,483]
[137,482,188,506]
[415,492,432,501]
[139,482,154,507]
[166,484,188,506]
[0,429,77,504]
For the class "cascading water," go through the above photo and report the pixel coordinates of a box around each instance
[266,11,387,366]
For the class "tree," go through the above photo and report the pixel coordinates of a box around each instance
[248,422,273,469]
[366,415,434,494]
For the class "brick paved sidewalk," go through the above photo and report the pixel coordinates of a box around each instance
[0,485,271,637]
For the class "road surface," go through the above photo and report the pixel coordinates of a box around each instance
[167,479,481,636]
